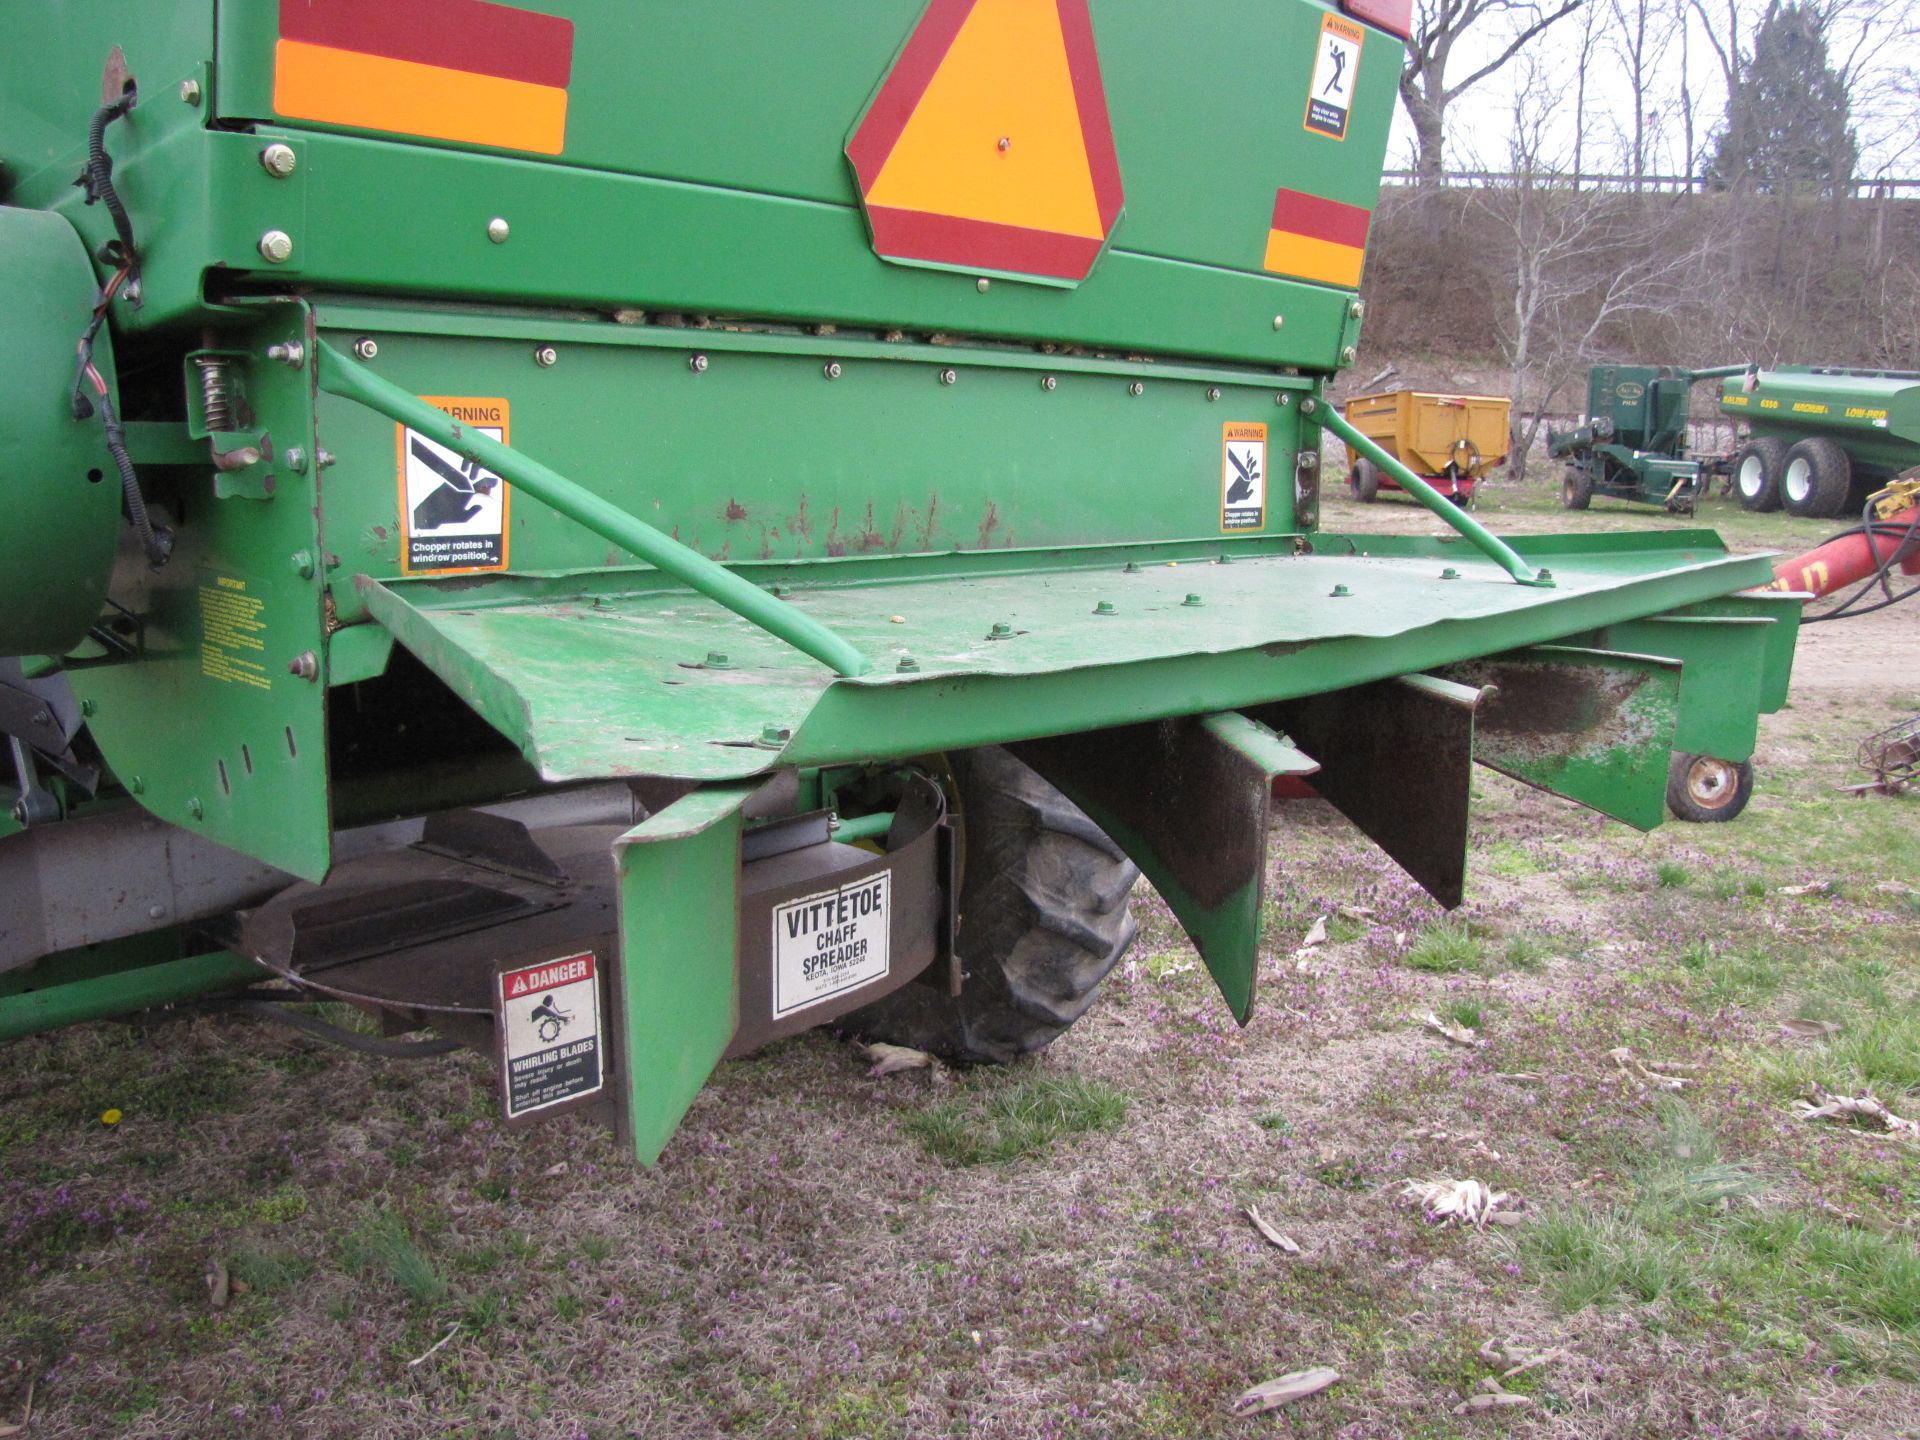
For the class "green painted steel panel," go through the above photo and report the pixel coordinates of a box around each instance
[1449,646,1683,831]
[1592,615,1769,760]
[359,538,1776,783]
[614,785,752,1164]
[0,948,266,1042]
[67,306,335,882]
[0,210,122,656]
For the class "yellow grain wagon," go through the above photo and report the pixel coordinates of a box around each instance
[1341,389,1511,505]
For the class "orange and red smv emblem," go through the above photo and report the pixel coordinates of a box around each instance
[846,0,1126,286]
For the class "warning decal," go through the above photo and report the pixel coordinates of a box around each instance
[1222,422,1268,532]
[498,950,602,1118]
[396,397,511,574]
[771,873,891,1019]
[1304,13,1364,141]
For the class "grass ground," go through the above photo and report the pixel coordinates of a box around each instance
[1,474,1917,1438]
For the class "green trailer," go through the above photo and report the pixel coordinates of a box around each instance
[1722,366,1920,519]
[1,0,1799,1164]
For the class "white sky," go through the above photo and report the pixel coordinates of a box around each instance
[1384,1,1920,182]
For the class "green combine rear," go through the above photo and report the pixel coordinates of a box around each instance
[1,1,1799,1163]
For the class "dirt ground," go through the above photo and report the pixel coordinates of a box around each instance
[2,478,1917,1439]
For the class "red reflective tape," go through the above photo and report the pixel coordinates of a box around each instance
[1342,0,1413,39]
[845,0,974,190]
[279,0,573,90]
[1270,188,1372,248]
[864,206,1103,281]
[1057,0,1125,230]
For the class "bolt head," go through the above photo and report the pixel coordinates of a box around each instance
[179,78,202,105]
[1272,315,1285,330]
[534,344,559,368]
[704,650,731,669]
[939,368,958,386]
[1183,593,1203,606]
[1127,381,1144,397]
[257,230,294,264]
[976,277,991,293]
[1341,345,1358,364]
[823,361,842,380]
[896,656,920,673]
[997,136,1011,151]
[1330,584,1351,598]
[1041,375,1057,391]
[352,337,379,361]
[1093,600,1116,615]
[487,217,510,244]
[1206,387,1221,402]
[259,142,297,178]
[1350,300,1367,320]
[689,353,709,374]
[187,798,204,820]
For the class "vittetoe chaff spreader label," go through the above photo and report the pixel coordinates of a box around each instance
[772,873,891,1018]
[498,950,602,1117]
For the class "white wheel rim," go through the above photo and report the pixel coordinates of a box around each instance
[1686,758,1736,807]
[1785,458,1811,504]
[1738,455,1764,496]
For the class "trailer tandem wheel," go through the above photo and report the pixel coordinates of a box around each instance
[1733,436,1788,512]
[1780,437,1852,519]
[843,746,1140,1064]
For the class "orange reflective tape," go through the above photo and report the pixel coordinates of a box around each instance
[1262,229,1364,288]
[274,39,567,155]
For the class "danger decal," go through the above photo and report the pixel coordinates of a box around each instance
[1304,12,1365,141]
[274,0,573,156]
[772,874,892,1019]
[499,951,602,1118]
[396,397,510,574]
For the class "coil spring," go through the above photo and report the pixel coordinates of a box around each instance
[194,356,233,431]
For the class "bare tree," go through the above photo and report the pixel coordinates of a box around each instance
[1607,0,1675,189]
[1472,68,1712,480]
[1399,0,1585,180]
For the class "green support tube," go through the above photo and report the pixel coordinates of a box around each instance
[1305,398,1553,588]
[829,811,895,843]
[315,341,873,678]
[0,951,267,1041]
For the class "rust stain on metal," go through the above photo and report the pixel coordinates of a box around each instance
[918,494,940,550]
[857,502,884,552]
[725,499,748,522]
[793,495,813,546]
[979,500,1001,547]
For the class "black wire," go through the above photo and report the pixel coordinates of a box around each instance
[1798,500,1920,625]
[98,385,172,568]
[80,87,140,288]
[232,1000,465,1059]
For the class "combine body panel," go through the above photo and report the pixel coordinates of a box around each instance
[1341,389,1509,504]
[1,1,1799,1163]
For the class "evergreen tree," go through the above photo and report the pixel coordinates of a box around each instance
[1710,5,1858,194]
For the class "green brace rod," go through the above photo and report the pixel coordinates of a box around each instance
[1304,397,1553,587]
[316,341,874,677]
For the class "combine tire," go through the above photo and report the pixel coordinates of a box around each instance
[1350,458,1380,503]
[1561,465,1593,510]
[843,746,1139,1064]
[1781,437,1851,519]
[1733,436,1786,512]
[1666,752,1754,823]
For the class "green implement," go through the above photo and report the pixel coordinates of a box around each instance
[0,0,1798,1165]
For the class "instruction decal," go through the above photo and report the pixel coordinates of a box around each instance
[499,950,602,1118]
[1222,422,1268,532]
[396,397,511,573]
[772,873,891,1019]
[1303,12,1365,141]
